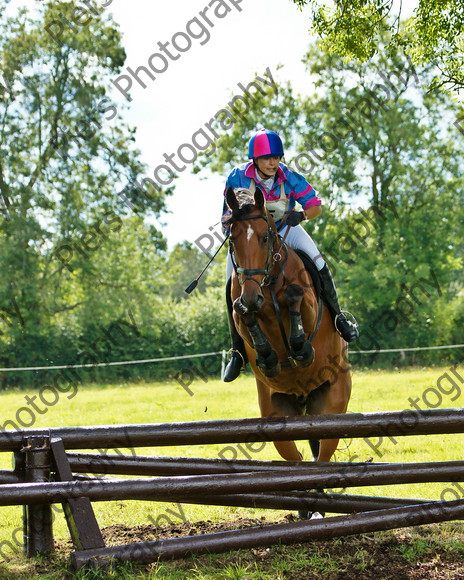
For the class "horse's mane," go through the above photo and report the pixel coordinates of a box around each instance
[222,188,256,227]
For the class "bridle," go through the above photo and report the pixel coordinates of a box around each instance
[230,212,289,289]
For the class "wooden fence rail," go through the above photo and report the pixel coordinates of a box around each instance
[71,499,464,568]
[1,408,463,451]
[0,408,462,570]
[1,461,463,506]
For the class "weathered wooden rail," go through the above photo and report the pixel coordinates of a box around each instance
[0,408,463,451]
[71,499,464,568]
[0,408,462,570]
[2,461,464,505]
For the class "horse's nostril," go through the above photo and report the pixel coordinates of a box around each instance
[240,290,263,313]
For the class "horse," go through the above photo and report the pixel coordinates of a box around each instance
[224,186,352,468]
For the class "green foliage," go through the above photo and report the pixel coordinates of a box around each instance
[193,73,301,175]
[297,41,464,360]
[196,37,464,366]
[156,241,217,301]
[2,1,463,389]
[396,538,436,563]
[290,0,464,93]
[0,1,178,386]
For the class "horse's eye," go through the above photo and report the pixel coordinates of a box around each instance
[263,234,269,243]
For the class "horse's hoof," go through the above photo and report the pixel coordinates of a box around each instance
[298,509,325,520]
[298,509,311,519]
[291,342,315,367]
[261,363,281,377]
[257,351,281,377]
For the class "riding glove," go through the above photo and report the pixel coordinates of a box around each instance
[282,211,305,227]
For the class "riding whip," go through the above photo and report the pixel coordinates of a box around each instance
[185,234,229,294]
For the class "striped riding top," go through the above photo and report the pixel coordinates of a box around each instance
[223,161,321,228]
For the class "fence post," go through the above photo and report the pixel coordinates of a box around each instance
[12,449,27,554]
[50,437,105,551]
[221,350,227,381]
[22,436,54,558]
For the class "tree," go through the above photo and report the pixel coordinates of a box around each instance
[290,0,464,92]
[296,40,464,354]
[0,1,170,382]
[156,242,214,302]
[194,37,464,361]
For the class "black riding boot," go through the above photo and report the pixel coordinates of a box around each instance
[318,265,359,342]
[223,280,247,382]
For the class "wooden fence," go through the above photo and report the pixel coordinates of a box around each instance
[0,408,463,570]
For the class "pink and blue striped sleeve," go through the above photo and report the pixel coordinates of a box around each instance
[295,183,321,209]
[287,168,321,209]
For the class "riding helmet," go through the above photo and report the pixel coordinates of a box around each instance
[248,129,284,159]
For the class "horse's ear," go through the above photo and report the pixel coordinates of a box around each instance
[226,187,238,212]
[254,187,265,210]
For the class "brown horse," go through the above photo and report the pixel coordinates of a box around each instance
[224,186,352,465]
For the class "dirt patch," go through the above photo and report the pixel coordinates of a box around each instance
[96,517,464,579]
[3,517,464,579]
[102,515,269,543]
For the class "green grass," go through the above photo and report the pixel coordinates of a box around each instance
[0,365,463,578]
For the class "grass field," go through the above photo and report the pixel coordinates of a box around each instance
[0,365,463,578]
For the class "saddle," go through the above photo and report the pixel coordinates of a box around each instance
[293,249,322,301]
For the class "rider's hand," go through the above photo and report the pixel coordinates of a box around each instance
[282,211,305,227]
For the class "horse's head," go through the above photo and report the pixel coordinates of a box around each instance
[223,186,275,313]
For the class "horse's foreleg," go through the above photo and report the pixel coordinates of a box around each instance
[235,299,281,377]
[285,284,314,367]
[274,440,303,462]
[256,380,302,462]
[317,438,341,462]
[247,319,281,377]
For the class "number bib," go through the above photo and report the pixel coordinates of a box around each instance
[248,180,288,222]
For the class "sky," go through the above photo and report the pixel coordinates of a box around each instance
[105,0,319,251]
[8,0,418,251]
[105,0,419,251]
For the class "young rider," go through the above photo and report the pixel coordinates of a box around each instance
[222,128,359,382]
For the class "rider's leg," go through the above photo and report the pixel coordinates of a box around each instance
[223,253,248,382]
[280,224,326,270]
[318,264,359,342]
[280,225,359,342]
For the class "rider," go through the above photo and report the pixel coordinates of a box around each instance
[222,128,359,382]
